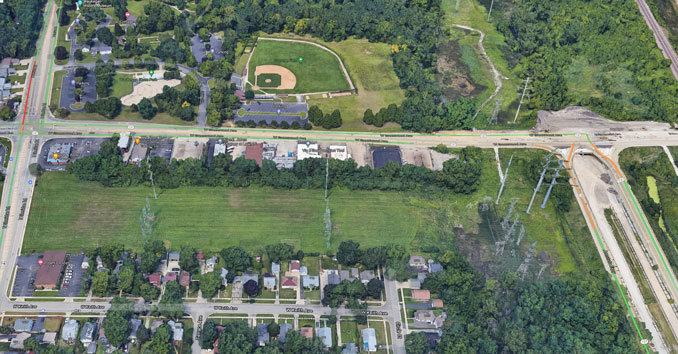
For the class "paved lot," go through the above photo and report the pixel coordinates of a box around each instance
[13,255,39,297]
[210,35,224,61]
[191,35,207,63]
[235,102,309,126]
[142,137,174,163]
[372,146,402,168]
[39,138,107,171]
[59,69,97,112]
[59,254,84,297]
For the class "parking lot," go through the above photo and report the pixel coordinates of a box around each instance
[235,102,309,126]
[39,138,107,171]
[59,254,84,297]
[371,146,402,168]
[142,137,174,162]
[13,255,39,297]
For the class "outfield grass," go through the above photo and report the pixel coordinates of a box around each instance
[248,39,351,94]
[23,173,424,254]
[256,73,281,88]
[50,71,67,108]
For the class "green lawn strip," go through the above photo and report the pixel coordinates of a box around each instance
[31,290,61,297]
[248,39,350,93]
[26,298,65,302]
[7,74,26,85]
[0,137,12,168]
[66,109,195,126]
[238,110,305,118]
[50,71,67,108]
[339,320,358,344]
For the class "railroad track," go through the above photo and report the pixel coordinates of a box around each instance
[635,0,678,79]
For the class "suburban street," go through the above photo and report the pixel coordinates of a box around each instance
[2,0,678,353]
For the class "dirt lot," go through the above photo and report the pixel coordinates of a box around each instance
[401,147,433,169]
[536,106,671,133]
[171,138,207,160]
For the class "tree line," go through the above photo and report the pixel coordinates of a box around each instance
[0,0,47,60]
[69,138,484,195]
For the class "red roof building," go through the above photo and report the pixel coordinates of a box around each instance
[196,251,204,260]
[300,327,314,339]
[35,251,67,289]
[179,271,191,287]
[281,276,297,289]
[290,260,300,272]
[148,273,163,287]
[412,289,431,302]
[165,272,177,283]
[245,143,263,166]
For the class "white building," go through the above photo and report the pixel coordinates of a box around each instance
[330,145,350,160]
[362,328,377,352]
[297,142,320,160]
[213,143,226,157]
[118,134,130,150]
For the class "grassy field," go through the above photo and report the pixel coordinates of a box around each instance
[248,39,350,94]
[8,74,26,85]
[23,173,424,254]
[67,108,195,125]
[256,73,281,88]
[50,71,67,108]
[111,74,134,98]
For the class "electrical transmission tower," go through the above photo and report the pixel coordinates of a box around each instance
[512,77,532,124]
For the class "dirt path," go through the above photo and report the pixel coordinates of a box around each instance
[451,24,507,120]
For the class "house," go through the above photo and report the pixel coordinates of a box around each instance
[362,328,377,352]
[241,271,259,285]
[148,273,163,287]
[412,289,431,302]
[81,256,90,269]
[281,276,297,289]
[41,332,57,345]
[9,332,31,350]
[35,250,67,289]
[167,320,183,342]
[129,319,142,341]
[351,268,359,279]
[424,332,442,347]
[179,270,191,287]
[165,271,178,283]
[257,323,270,346]
[13,319,33,332]
[290,260,300,272]
[431,299,444,308]
[263,273,277,290]
[62,320,79,342]
[167,252,181,272]
[32,316,45,333]
[428,261,443,273]
[96,256,104,269]
[417,272,428,283]
[245,143,264,166]
[343,343,357,354]
[302,275,320,289]
[300,327,314,339]
[205,256,218,273]
[327,270,340,285]
[87,342,98,354]
[300,266,308,276]
[271,262,281,274]
[409,278,421,289]
[414,310,435,325]
[318,327,332,348]
[339,270,354,282]
[360,270,376,284]
[220,268,229,286]
[196,251,204,261]
[297,142,320,160]
[279,323,292,344]
[80,322,97,345]
[409,256,427,269]
[150,320,164,333]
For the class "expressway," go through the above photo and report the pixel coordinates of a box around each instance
[1,1,678,353]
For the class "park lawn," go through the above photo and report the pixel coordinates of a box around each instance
[111,74,134,98]
[50,71,67,108]
[340,320,359,344]
[279,289,296,299]
[248,39,351,93]
[66,108,195,125]
[23,174,424,254]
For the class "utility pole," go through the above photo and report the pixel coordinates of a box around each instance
[541,159,565,209]
[487,0,495,21]
[496,154,513,204]
[512,77,530,124]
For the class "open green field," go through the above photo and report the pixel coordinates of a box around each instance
[23,173,424,254]
[50,71,67,108]
[248,39,351,94]
[111,74,134,98]
[67,108,195,125]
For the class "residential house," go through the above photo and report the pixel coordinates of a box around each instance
[279,323,292,344]
[300,266,308,276]
[167,252,181,273]
[41,332,57,345]
[351,268,359,279]
[10,332,31,350]
[165,271,178,283]
[342,343,357,354]
[80,322,97,345]
[167,320,184,342]
[128,319,142,342]
[263,273,277,290]
[327,269,340,285]
[412,289,431,302]
[242,271,259,286]
[150,320,164,333]
[300,327,314,339]
[428,261,443,273]
[281,276,297,290]
[318,327,332,348]
[409,256,427,269]
[13,319,33,332]
[290,260,300,272]
[414,310,435,325]
[179,270,191,287]
[362,328,377,352]
[408,278,421,289]
[424,332,442,348]
[220,268,229,286]
[205,256,218,273]
[360,270,376,284]
[81,256,90,269]
[339,270,354,282]
[257,323,270,346]
[87,342,98,354]
[148,273,163,287]
[431,299,444,308]
[61,320,79,342]
[96,256,104,269]
[302,275,320,289]
[417,272,428,283]
[271,262,281,274]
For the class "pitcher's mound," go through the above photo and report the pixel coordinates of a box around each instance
[253,65,295,90]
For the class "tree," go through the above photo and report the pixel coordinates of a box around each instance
[366,278,383,299]
[245,90,254,100]
[137,324,150,345]
[23,337,40,352]
[308,106,323,125]
[73,87,84,100]
[363,108,374,124]
[200,320,219,349]
[28,163,42,176]
[150,324,173,354]
[200,271,222,299]
[267,321,280,337]
[114,22,125,36]
[0,326,11,334]
[216,321,257,354]
[444,98,475,130]
[179,246,199,273]
[96,27,115,46]
[91,271,112,296]
[74,48,84,61]
[100,243,124,269]
[265,243,295,264]
[337,241,362,266]
[103,312,131,348]
[0,106,14,121]
[198,27,211,42]
[405,332,430,354]
[140,282,160,301]
[117,266,135,293]
[219,247,252,277]
[157,281,184,319]
[440,157,481,194]
[138,97,157,119]
[282,331,324,353]
[140,240,165,274]
[55,46,69,60]
[243,279,259,297]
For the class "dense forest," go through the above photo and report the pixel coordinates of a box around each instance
[0,0,47,60]
[494,0,678,123]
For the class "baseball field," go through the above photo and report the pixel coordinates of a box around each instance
[247,39,352,94]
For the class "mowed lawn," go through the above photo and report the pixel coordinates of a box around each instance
[248,40,351,93]
[23,173,422,254]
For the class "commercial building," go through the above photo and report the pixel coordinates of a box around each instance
[35,251,67,289]
[46,143,71,165]
[297,142,320,160]
[245,143,264,166]
[330,145,350,160]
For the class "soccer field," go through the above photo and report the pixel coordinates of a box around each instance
[23,173,424,254]
[247,39,351,94]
